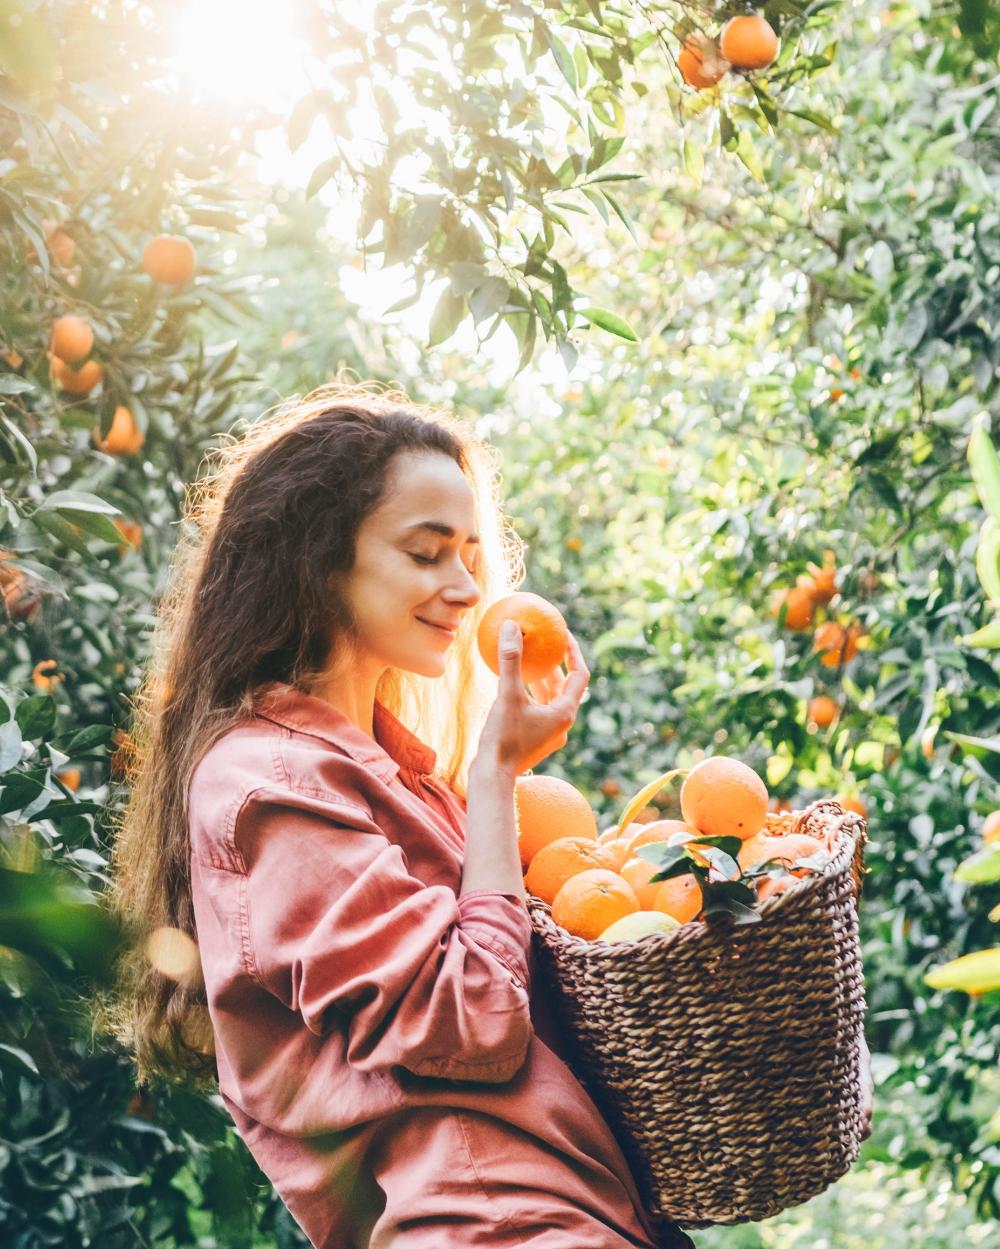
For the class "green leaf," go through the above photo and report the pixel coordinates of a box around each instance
[601,190,639,243]
[306,158,338,200]
[968,414,1000,523]
[546,30,577,91]
[960,618,1000,648]
[976,517,1000,604]
[736,129,765,183]
[578,307,638,341]
[0,720,23,772]
[954,844,1000,884]
[38,490,119,515]
[469,277,510,326]
[683,137,703,188]
[0,1043,39,1077]
[942,729,1000,758]
[925,947,1000,995]
[15,697,56,741]
[427,287,466,348]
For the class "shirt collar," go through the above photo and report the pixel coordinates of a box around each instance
[251,681,437,782]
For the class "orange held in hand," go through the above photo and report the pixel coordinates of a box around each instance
[477,591,569,684]
[551,868,640,941]
[514,773,598,871]
[680,756,769,841]
[719,15,779,70]
[142,233,197,285]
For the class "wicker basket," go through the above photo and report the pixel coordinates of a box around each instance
[526,797,868,1233]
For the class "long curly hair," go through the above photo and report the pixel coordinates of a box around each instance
[96,379,525,1088]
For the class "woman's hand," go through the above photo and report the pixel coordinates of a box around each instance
[475,620,591,778]
[858,1031,874,1140]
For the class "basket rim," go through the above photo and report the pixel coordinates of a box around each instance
[526,797,866,952]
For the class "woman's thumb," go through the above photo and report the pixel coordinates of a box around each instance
[499,619,522,670]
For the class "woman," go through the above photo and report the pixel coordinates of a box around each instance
[103,381,696,1248]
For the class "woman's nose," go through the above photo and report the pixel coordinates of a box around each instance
[444,561,481,604]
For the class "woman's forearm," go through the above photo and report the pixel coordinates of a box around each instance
[459,756,526,902]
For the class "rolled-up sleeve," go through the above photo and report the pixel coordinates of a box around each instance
[234,789,534,1084]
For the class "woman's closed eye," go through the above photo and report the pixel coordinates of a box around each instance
[409,552,477,575]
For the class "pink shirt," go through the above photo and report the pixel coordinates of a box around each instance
[188,680,692,1249]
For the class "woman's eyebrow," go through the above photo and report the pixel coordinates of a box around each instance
[402,521,480,544]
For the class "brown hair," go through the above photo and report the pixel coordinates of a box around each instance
[96,379,524,1087]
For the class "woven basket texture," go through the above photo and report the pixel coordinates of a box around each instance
[526,798,868,1233]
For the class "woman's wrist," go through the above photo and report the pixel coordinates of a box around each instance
[470,751,519,788]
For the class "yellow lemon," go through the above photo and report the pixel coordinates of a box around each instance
[597,910,681,943]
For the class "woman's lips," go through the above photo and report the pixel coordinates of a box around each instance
[418,618,456,639]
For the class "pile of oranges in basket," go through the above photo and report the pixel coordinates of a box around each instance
[514,759,837,942]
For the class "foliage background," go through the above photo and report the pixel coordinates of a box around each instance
[2,0,1000,1244]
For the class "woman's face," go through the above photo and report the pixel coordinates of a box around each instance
[337,450,483,678]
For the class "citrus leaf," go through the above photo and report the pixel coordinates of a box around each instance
[578,307,638,342]
[954,844,1000,884]
[925,947,1000,995]
[968,414,1000,523]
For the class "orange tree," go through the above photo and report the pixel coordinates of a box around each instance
[0,3,277,1244]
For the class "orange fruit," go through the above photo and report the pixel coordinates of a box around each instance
[757,874,796,902]
[514,773,597,870]
[51,355,103,395]
[597,822,639,846]
[599,778,622,798]
[806,557,838,605]
[50,314,93,364]
[982,811,1000,845]
[93,405,144,456]
[677,34,727,89]
[620,856,665,908]
[813,620,863,667]
[115,518,143,553]
[43,220,76,268]
[56,767,81,791]
[680,756,769,841]
[0,554,42,623]
[738,831,827,873]
[142,233,196,285]
[771,583,815,631]
[524,836,619,905]
[32,659,63,693]
[837,793,868,820]
[551,868,640,941]
[652,874,702,924]
[625,819,695,851]
[477,591,569,684]
[599,836,637,871]
[3,347,23,369]
[719,15,779,69]
[808,695,839,727]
